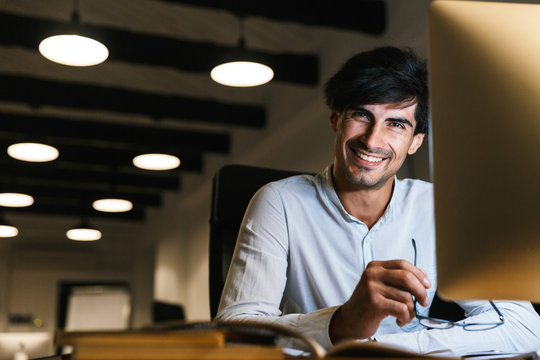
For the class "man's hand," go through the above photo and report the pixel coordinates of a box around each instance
[329,259,431,343]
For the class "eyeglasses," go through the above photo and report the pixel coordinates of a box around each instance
[411,238,504,331]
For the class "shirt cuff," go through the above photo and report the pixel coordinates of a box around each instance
[295,306,340,350]
[372,331,421,353]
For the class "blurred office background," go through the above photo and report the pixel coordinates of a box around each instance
[0,0,434,357]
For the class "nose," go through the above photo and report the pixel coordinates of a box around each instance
[361,123,385,150]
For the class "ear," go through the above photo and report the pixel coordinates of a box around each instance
[407,133,425,155]
[330,112,339,132]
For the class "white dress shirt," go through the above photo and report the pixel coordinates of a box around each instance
[216,165,540,356]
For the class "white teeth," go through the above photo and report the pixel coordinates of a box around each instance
[359,153,384,163]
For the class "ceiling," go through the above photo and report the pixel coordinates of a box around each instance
[0,0,386,227]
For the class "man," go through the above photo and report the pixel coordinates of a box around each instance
[216,46,540,355]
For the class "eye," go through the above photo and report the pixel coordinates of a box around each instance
[348,110,368,120]
[388,121,406,129]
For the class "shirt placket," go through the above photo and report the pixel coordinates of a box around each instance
[355,222,370,270]
[361,229,376,270]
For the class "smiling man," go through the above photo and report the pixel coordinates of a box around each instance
[216,47,540,355]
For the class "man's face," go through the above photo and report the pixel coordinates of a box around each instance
[331,101,425,190]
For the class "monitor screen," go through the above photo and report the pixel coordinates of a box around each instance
[65,285,131,331]
[428,0,540,301]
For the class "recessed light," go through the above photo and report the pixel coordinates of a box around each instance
[7,143,59,162]
[39,34,109,67]
[0,225,18,238]
[92,199,133,213]
[132,153,180,171]
[0,193,34,207]
[210,61,274,87]
[66,227,102,241]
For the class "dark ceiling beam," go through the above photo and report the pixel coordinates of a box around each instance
[2,163,180,191]
[0,139,204,173]
[0,180,156,221]
[0,182,162,207]
[0,74,265,128]
[0,111,230,155]
[0,12,319,86]
[162,0,387,35]
[3,203,146,221]
[55,145,203,173]
[0,161,167,220]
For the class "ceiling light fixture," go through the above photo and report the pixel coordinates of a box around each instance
[132,153,181,171]
[210,16,274,87]
[92,198,133,213]
[7,142,59,162]
[38,0,108,67]
[66,220,102,241]
[0,193,34,207]
[0,214,18,238]
[0,225,18,238]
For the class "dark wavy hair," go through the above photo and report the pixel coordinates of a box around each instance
[324,46,429,135]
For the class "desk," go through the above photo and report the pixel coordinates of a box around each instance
[51,325,540,360]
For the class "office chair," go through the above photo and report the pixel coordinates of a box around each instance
[209,164,306,318]
[208,164,480,321]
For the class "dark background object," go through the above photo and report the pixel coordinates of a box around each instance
[152,301,185,323]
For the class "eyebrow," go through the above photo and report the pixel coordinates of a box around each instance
[347,106,373,117]
[387,117,414,129]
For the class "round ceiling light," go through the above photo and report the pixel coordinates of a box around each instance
[39,34,109,67]
[92,198,133,213]
[7,143,59,162]
[0,193,34,207]
[210,61,274,87]
[0,225,18,238]
[66,227,102,241]
[132,153,181,171]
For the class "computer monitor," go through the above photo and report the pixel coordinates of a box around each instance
[65,285,132,331]
[428,0,540,301]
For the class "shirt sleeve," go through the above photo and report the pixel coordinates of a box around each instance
[374,300,540,357]
[215,184,338,350]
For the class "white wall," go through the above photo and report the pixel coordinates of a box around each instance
[152,0,433,321]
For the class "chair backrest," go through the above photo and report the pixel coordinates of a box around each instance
[208,164,306,318]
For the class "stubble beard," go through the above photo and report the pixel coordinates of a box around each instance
[343,163,395,190]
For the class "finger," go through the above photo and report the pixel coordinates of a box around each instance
[373,295,416,326]
[360,273,417,321]
[363,261,431,307]
[379,284,417,306]
[379,268,430,307]
[356,270,416,314]
[378,284,417,319]
[379,259,431,288]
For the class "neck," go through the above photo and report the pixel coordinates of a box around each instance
[332,172,394,229]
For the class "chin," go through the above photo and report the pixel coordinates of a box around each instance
[347,170,393,190]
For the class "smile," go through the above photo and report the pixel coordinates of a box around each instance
[359,153,384,163]
[351,148,386,164]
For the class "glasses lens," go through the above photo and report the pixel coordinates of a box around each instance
[419,318,454,329]
[463,323,500,331]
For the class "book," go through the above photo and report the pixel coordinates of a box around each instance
[325,339,433,358]
[54,326,284,360]
[55,329,225,349]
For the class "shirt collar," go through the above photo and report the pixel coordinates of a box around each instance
[319,164,400,227]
